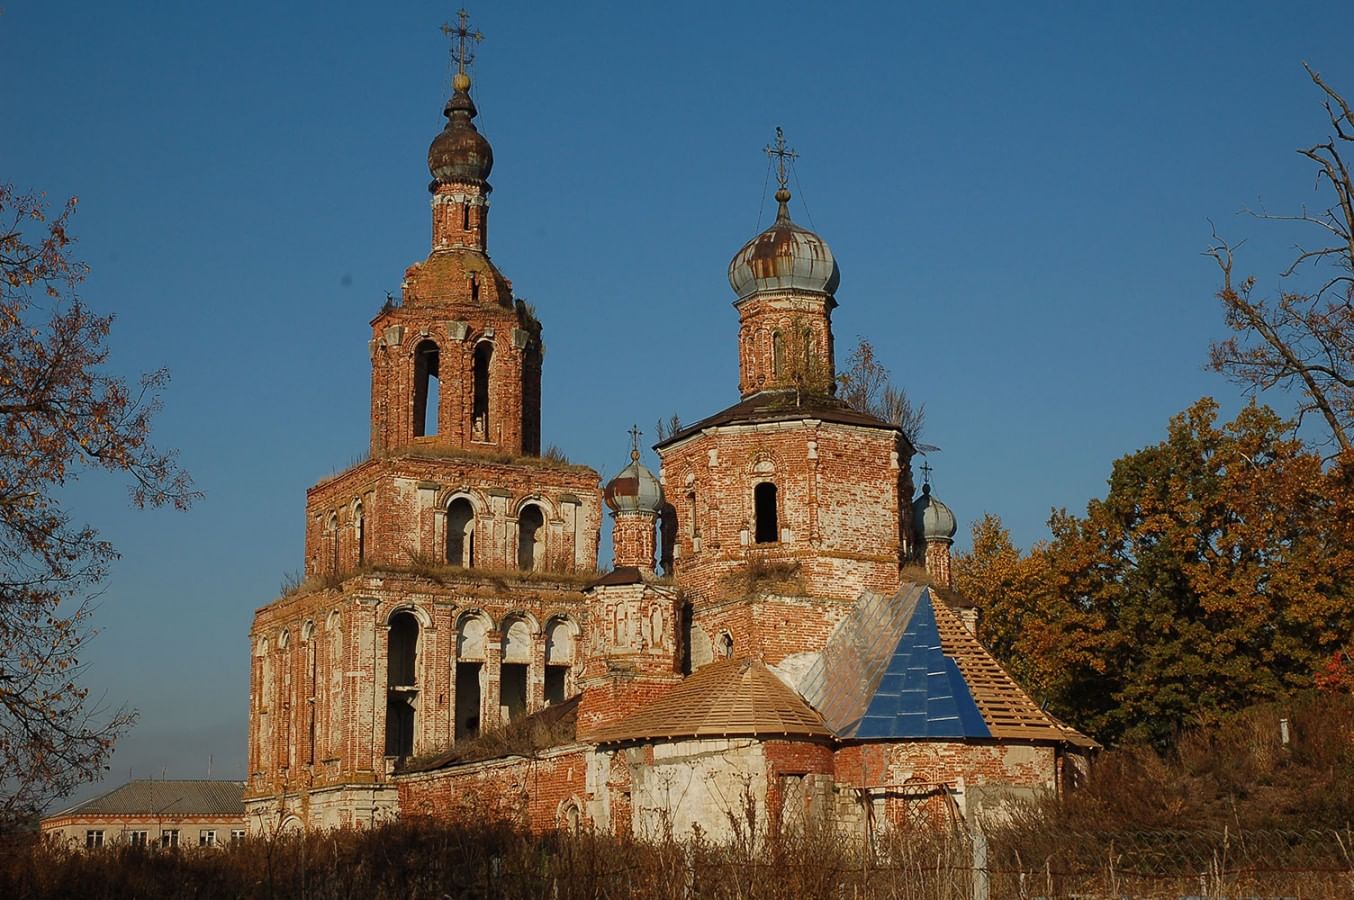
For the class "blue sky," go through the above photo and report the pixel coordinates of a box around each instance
[3,1,1351,801]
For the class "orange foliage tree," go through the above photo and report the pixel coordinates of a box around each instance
[0,184,196,825]
[957,399,1354,747]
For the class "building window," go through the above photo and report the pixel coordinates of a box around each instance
[85,830,104,849]
[472,341,492,439]
[772,331,785,377]
[160,829,180,848]
[462,202,471,231]
[128,830,148,847]
[501,618,531,722]
[354,501,365,565]
[517,504,545,571]
[446,498,475,567]
[456,616,487,741]
[544,618,574,705]
[230,830,245,845]
[754,482,778,543]
[413,340,440,438]
[717,631,734,658]
[470,272,480,303]
[199,830,217,847]
[385,611,419,757]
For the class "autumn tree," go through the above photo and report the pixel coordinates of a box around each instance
[837,337,932,450]
[1207,65,1354,452]
[957,399,1354,746]
[0,185,196,825]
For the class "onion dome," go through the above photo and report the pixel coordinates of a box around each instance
[428,72,493,187]
[728,187,840,300]
[912,482,957,543]
[603,448,664,515]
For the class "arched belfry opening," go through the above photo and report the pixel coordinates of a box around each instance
[517,504,545,571]
[446,498,475,567]
[472,341,492,441]
[754,482,779,544]
[544,618,574,705]
[413,340,441,438]
[385,611,419,757]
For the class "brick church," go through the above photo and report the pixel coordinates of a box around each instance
[245,20,1093,839]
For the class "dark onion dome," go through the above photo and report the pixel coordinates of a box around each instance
[603,450,663,514]
[912,482,957,543]
[728,188,840,300]
[428,72,493,188]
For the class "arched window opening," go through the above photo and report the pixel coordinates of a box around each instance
[385,612,418,757]
[545,619,574,705]
[560,801,582,834]
[517,504,545,571]
[717,631,734,659]
[413,340,440,438]
[462,202,471,230]
[455,617,487,740]
[353,502,365,566]
[472,342,492,440]
[500,619,531,722]
[470,272,480,303]
[754,482,779,544]
[772,331,785,378]
[327,514,339,575]
[446,498,475,567]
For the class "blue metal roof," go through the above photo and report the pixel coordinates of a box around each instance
[853,591,990,739]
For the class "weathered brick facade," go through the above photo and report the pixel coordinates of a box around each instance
[244,49,1090,840]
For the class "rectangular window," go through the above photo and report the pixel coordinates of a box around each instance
[230,829,246,845]
[199,830,217,847]
[85,830,104,849]
[160,829,179,848]
[128,831,148,847]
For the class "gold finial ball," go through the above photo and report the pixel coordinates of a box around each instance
[453,72,471,92]
[775,188,792,203]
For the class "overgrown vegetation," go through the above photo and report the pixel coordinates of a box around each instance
[401,697,579,772]
[721,554,804,597]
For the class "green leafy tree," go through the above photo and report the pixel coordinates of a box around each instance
[0,185,197,825]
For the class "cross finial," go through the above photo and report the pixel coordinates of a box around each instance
[920,461,933,486]
[441,9,484,79]
[628,424,642,461]
[764,127,798,193]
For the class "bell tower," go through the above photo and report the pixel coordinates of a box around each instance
[368,11,542,457]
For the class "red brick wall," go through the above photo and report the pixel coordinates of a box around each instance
[397,747,590,833]
[303,455,601,576]
[735,293,836,397]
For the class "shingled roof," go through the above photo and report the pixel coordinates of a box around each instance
[589,657,832,745]
[47,780,244,819]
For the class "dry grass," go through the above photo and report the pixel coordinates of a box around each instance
[400,697,579,773]
[5,818,1350,899]
[722,554,805,597]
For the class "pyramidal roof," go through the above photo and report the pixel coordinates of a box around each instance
[798,585,1096,747]
[588,657,832,745]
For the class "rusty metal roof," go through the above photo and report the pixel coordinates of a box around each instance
[654,390,910,451]
[589,657,833,745]
[47,780,244,819]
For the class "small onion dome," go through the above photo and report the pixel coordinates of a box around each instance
[603,450,664,514]
[428,72,494,187]
[728,189,840,300]
[912,482,957,543]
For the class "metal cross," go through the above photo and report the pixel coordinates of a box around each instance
[919,460,933,485]
[764,127,798,192]
[441,9,484,76]
[628,424,643,459]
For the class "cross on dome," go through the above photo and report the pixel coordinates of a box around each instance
[764,127,798,194]
[628,424,643,462]
[441,8,484,84]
